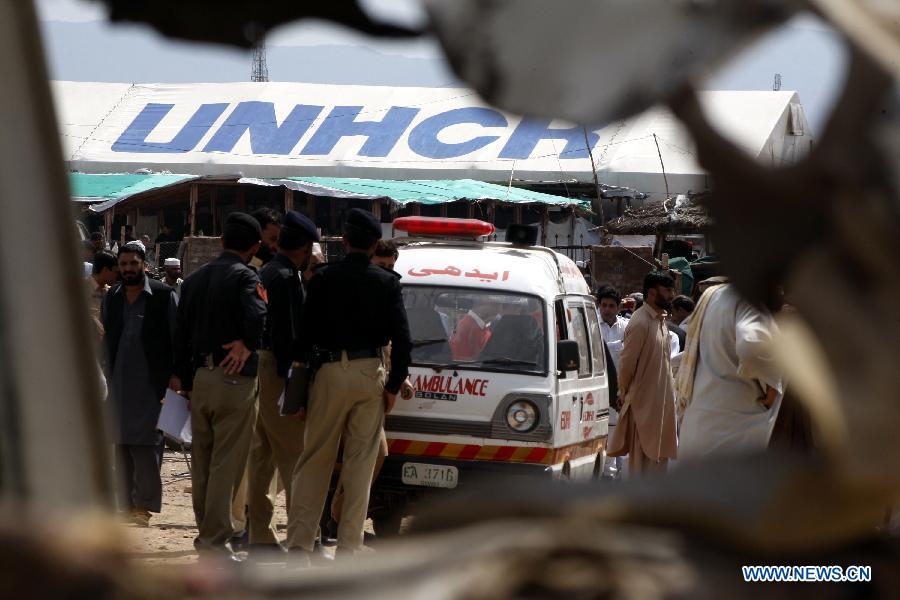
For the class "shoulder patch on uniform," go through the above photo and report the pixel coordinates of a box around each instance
[257,282,268,304]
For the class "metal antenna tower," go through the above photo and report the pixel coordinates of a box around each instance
[773,73,782,91]
[251,40,269,82]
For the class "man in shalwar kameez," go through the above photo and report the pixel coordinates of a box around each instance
[676,284,783,461]
[608,273,678,476]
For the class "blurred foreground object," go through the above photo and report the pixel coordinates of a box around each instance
[91,0,420,46]
[3,0,900,597]
[0,0,113,512]
[426,0,798,124]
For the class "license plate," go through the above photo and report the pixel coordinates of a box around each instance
[401,462,458,489]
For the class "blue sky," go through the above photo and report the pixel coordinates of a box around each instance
[37,0,846,134]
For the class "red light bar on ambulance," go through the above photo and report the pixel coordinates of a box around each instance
[394,217,495,238]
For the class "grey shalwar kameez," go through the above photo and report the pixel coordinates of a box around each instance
[108,277,173,513]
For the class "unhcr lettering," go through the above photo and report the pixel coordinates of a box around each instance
[111,101,596,160]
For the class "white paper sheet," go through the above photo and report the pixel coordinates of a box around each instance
[158,389,191,444]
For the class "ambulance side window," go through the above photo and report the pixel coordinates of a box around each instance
[555,299,570,377]
[554,299,567,342]
[585,304,606,376]
[568,304,592,379]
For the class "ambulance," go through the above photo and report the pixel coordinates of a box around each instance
[370,216,610,533]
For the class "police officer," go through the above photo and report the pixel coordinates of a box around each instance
[174,212,267,561]
[232,207,282,548]
[286,208,411,564]
[246,211,319,557]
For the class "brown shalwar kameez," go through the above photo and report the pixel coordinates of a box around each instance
[608,303,677,475]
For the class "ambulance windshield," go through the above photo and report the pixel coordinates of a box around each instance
[402,286,547,375]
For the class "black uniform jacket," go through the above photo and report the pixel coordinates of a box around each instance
[296,252,411,394]
[174,251,267,390]
[259,253,304,377]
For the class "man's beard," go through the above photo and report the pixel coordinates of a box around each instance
[256,244,274,264]
[122,271,144,287]
[656,298,672,311]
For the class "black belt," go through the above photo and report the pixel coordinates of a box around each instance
[316,348,381,363]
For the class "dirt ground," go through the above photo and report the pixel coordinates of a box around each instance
[121,448,294,566]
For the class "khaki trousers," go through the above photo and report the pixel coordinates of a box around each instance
[230,466,248,534]
[331,430,388,523]
[231,456,281,539]
[287,355,385,552]
[190,366,258,552]
[247,350,304,545]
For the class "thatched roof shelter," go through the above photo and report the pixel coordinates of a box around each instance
[605,194,713,235]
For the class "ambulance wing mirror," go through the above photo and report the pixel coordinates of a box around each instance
[556,340,580,374]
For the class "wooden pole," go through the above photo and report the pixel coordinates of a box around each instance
[540,205,549,246]
[466,202,475,219]
[653,133,670,200]
[371,200,382,221]
[104,210,113,246]
[189,183,198,236]
[513,205,522,225]
[283,187,294,213]
[569,206,576,246]
[583,126,605,226]
[210,186,218,236]
[411,203,421,216]
[439,204,448,218]
[306,195,316,222]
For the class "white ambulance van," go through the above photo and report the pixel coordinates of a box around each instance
[371,216,610,532]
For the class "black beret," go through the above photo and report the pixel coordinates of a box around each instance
[344,208,382,240]
[225,212,262,238]
[283,210,320,242]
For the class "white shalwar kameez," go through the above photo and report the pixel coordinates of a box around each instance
[678,285,783,461]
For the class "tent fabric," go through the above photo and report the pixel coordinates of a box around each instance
[52,82,813,201]
[78,173,589,213]
[267,177,592,209]
[72,173,197,209]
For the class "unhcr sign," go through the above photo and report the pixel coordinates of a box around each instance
[112,102,597,160]
[54,81,808,196]
[55,80,604,182]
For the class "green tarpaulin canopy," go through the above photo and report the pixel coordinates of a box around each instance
[270,177,592,211]
[71,173,197,207]
[73,173,591,213]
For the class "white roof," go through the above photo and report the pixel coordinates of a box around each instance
[595,90,812,198]
[396,242,590,298]
[52,81,811,199]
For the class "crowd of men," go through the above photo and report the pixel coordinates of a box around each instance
[597,272,785,477]
[82,208,789,565]
[84,207,411,566]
